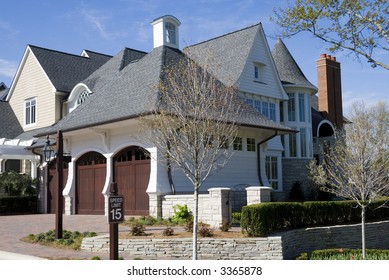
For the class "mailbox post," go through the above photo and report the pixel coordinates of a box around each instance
[108,182,124,260]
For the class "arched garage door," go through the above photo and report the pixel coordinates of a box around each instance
[114,147,150,216]
[76,152,106,215]
[47,161,68,213]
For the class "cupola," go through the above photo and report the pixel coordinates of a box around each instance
[151,15,181,49]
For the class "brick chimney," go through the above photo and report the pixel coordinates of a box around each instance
[316,54,343,129]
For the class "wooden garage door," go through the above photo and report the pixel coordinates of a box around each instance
[47,161,68,214]
[76,152,106,215]
[114,147,150,216]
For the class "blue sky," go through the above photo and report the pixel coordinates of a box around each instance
[1,0,387,114]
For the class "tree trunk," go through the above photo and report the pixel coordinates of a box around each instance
[192,187,199,260]
[361,206,366,259]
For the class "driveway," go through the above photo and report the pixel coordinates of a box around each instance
[0,214,130,260]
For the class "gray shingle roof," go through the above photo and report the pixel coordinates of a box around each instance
[271,38,317,90]
[0,101,23,138]
[30,45,112,93]
[40,46,179,134]
[82,48,147,92]
[184,24,260,86]
[38,45,294,136]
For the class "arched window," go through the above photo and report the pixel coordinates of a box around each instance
[165,22,176,44]
[76,90,90,106]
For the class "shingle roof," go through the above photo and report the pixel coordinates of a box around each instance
[30,45,112,93]
[184,24,260,86]
[271,38,317,91]
[0,101,23,138]
[39,46,178,134]
[37,45,294,136]
[82,48,147,92]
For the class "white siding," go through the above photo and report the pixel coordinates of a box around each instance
[238,30,286,100]
[9,50,57,130]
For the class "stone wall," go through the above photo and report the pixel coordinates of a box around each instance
[82,220,389,260]
[281,220,389,259]
[81,236,283,260]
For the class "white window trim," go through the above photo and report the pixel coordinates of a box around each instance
[24,97,37,127]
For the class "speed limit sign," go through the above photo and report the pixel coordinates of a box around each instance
[108,195,124,223]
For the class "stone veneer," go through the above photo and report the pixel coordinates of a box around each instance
[82,220,389,259]
[81,236,283,260]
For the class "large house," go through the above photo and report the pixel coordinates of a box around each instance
[0,15,342,221]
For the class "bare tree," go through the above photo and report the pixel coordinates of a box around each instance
[309,101,389,258]
[139,50,241,260]
[272,0,389,70]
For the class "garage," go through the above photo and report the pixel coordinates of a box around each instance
[114,146,150,216]
[76,152,106,214]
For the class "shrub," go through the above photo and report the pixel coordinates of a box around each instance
[184,217,194,232]
[130,222,146,236]
[241,199,389,237]
[0,171,36,196]
[231,212,241,225]
[198,222,214,237]
[296,249,389,260]
[171,204,192,224]
[162,226,175,236]
[219,220,231,232]
[0,196,37,214]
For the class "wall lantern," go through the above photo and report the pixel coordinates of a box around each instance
[43,135,55,163]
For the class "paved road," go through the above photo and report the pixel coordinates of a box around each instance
[0,214,131,260]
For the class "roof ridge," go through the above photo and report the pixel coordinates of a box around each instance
[28,45,102,60]
[82,49,113,58]
[186,22,261,48]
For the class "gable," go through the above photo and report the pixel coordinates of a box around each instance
[8,48,56,130]
[238,26,288,100]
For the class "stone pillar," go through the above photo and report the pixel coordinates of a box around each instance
[246,186,272,205]
[208,188,231,227]
[148,193,162,219]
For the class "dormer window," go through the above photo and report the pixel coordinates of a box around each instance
[165,22,176,44]
[77,90,90,105]
[67,84,92,113]
[253,62,266,83]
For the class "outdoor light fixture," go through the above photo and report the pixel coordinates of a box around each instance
[43,135,55,163]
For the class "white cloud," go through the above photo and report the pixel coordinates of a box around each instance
[0,59,17,78]
[80,9,127,40]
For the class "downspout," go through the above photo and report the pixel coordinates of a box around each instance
[257,130,279,186]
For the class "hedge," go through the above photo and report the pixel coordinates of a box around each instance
[241,199,389,237]
[0,196,37,214]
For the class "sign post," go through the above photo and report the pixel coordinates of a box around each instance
[108,182,124,260]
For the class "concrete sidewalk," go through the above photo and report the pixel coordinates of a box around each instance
[0,214,129,260]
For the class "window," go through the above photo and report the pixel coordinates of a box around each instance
[233,137,242,151]
[247,138,256,152]
[307,95,312,123]
[289,133,297,157]
[77,90,90,105]
[25,98,36,125]
[287,93,296,121]
[266,156,279,190]
[254,65,259,79]
[299,93,305,122]
[254,100,261,112]
[245,98,276,121]
[280,102,284,122]
[165,22,176,44]
[269,103,276,121]
[245,98,253,107]
[261,102,269,118]
[300,128,307,157]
